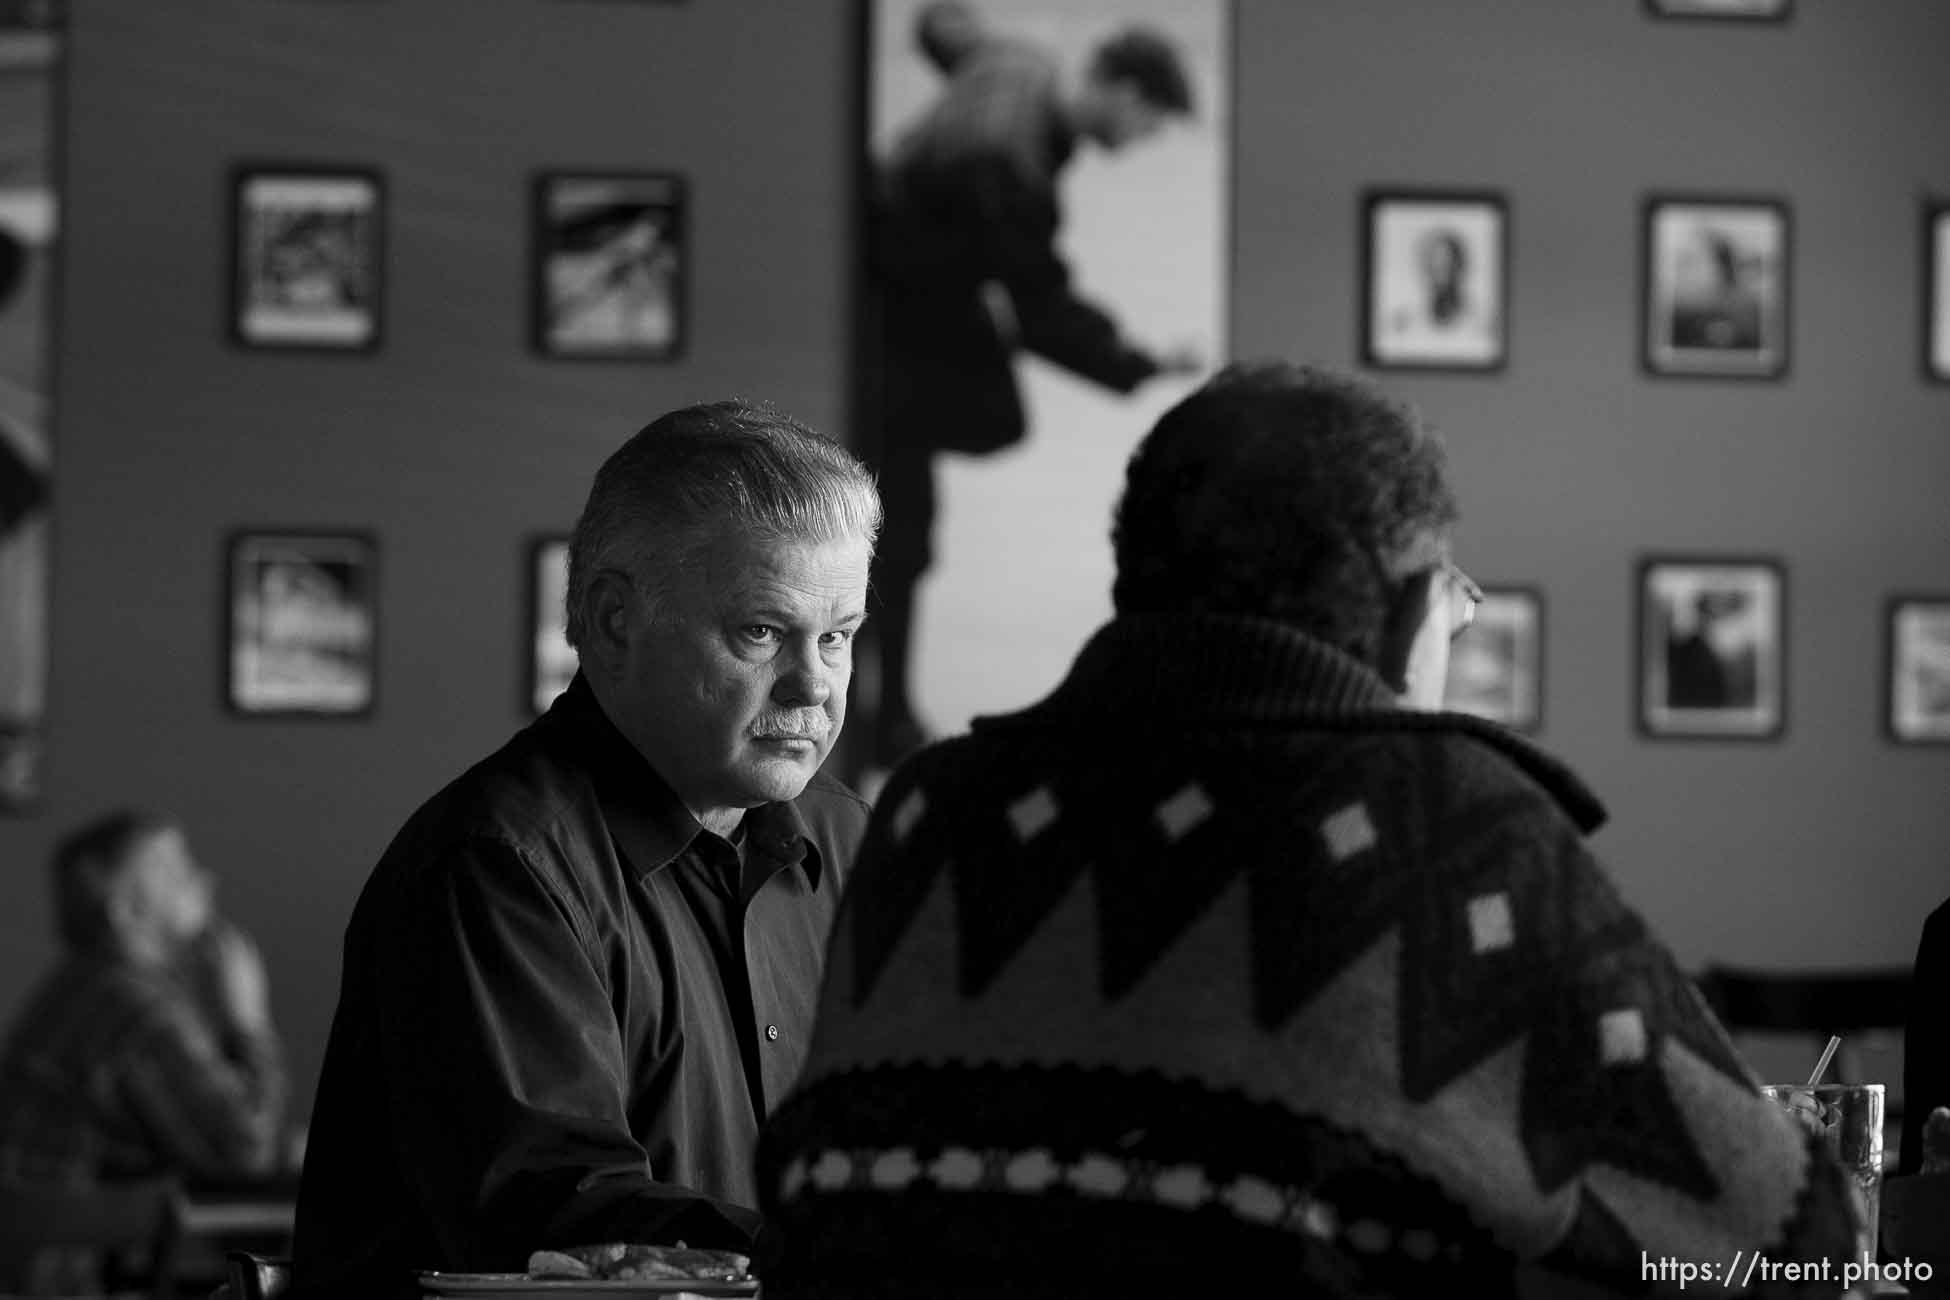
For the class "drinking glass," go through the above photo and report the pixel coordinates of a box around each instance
[1761,1082,1885,1262]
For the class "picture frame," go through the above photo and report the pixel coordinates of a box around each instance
[0,184,54,813]
[1637,555,1785,740]
[1644,0,1790,21]
[1886,595,1950,745]
[229,164,384,352]
[226,530,378,717]
[527,534,576,716]
[858,0,1230,776]
[0,0,59,70]
[1443,586,1543,732]
[1642,195,1789,379]
[531,170,686,360]
[1360,189,1508,373]
[0,15,57,813]
[1925,200,1950,384]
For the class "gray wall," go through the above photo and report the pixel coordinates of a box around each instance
[0,0,1943,1115]
[1231,0,1950,974]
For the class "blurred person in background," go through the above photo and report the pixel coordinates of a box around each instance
[0,810,288,1292]
[294,401,878,1298]
[757,362,1858,1298]
[0,809,288,1189]
[859,9,1203,770]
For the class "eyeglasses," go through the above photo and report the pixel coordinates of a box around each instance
[1440,559,1483,641]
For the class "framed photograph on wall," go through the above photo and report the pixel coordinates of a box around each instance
[1361,189,1507,372]
[528,535,576,715]
[1642,196,1789,378]
[0,0,60,70]
[860,0,1230,776]
[1443,586,1543,732]
[0,18,59,812]
[0,183,53,812]
[1925,200,1950,383]
[227,530,377,717]
[531,171,686,360]
[1887,595,1950,745]
[1644,0,1790,21]
[1637,556,1785,740]
[230,165,384,351]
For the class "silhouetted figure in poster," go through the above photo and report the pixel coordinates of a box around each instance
[1669,230,1763,353]
[861,4,1203,768]
[1418,228,1469,327]
[1383,224,1494,351]
[1664,589,1757,710]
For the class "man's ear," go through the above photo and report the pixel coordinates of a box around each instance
[1374,569,1433,695]
[579,570,638,677]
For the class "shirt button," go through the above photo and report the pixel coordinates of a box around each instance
[765,1024,781,1042]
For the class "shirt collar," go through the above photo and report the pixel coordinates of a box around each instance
[543,673,826,890]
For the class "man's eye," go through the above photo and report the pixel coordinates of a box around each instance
[742,625,779,645]
[819,629,855,649]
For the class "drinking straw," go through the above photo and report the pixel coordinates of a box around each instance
[1806,1034,1842,1087]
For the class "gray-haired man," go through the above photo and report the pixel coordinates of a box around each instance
[296,400,880,1296]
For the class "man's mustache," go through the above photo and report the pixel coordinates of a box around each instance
[751,714,829,742]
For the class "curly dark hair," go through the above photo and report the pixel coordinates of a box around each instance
[1110,361,1458,664]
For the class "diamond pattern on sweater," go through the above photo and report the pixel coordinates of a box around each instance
[1520,990,1720,1199]
[954,824,1090,998]
[1097,788,1246,1001]
[838,736,1745,1225]
[1598,1008,1647,1066]
[1467,893,1514,953]
[848,821,953,1007]
[1321,803,1378,860]
[892,789,927,842]
[1007,785,1059,841]
[1396,826,1559,1100]
[1153,783,1214,841]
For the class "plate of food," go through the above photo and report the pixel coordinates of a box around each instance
[420,1243,758,1297]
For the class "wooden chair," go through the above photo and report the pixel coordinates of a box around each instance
[157,1179,297,1300]
[0,1175,179,1297]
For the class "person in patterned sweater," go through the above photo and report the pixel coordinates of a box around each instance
[755,362,1859,1297]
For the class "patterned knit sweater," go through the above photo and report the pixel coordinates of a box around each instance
[756,614,1858,1297]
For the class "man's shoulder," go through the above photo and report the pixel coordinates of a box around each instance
[1361,716,1608,839]
[371,719,598,883]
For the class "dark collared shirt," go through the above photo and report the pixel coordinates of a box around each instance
[293,675,867,1297]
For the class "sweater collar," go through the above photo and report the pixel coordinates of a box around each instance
[983,613,1607,834]
[1028,612,1403,719]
